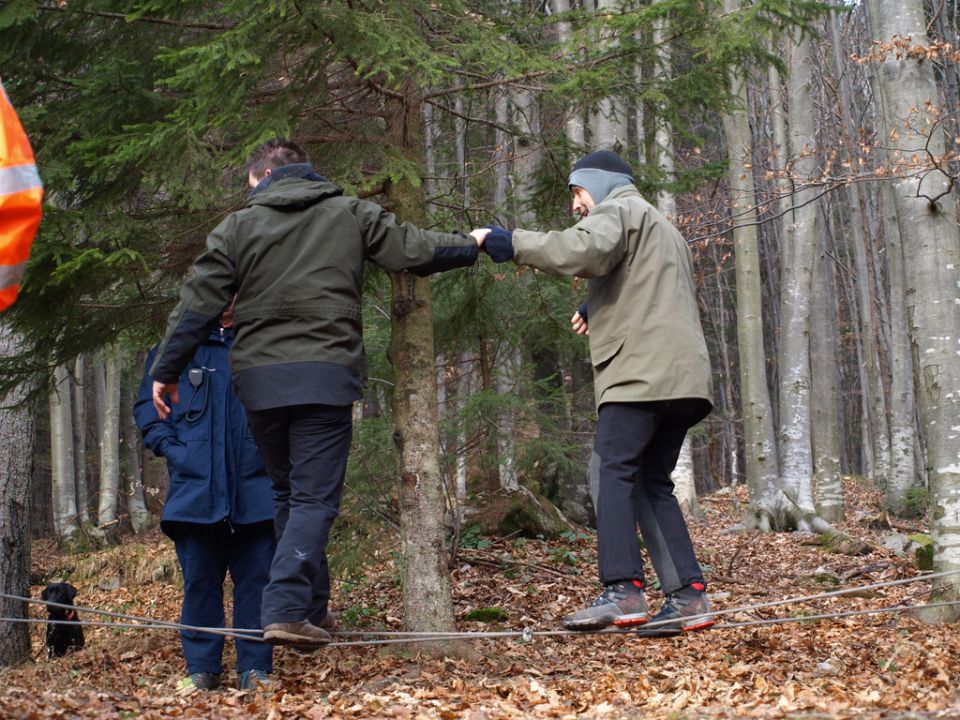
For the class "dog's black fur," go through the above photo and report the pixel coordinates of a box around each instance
[41,582,85,658]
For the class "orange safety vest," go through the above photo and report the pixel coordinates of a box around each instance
[0,81,43,312]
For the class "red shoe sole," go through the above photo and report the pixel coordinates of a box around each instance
[681,619,715,632]
[612,616,649,627]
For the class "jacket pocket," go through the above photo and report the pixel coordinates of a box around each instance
[590,334,626,369]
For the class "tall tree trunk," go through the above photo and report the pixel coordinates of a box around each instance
[122,382,151,533]
[97,349,121,529]
[0,325,34,665]
[778,31,823,530]
[866,0,960,617]
[828,8,884,485]
[553,0,586,148]
[880,180,919,514]
[49,363,78,540]
[811,221,844,521]
[653,5,698,515]
[592,0,628,151]
[384,78,457,642]
[720,3,783,529]
[673,437,699,516]
[72,354,90,525]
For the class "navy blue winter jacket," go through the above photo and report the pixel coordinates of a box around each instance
[134,329,273,535]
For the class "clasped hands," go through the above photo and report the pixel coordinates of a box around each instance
[469,226,514,263]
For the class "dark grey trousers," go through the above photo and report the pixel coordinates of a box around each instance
[591,402,705,591]
[244,403,353,626]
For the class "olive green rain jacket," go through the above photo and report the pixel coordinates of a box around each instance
[512,184,713,416]
[150,166,478,410]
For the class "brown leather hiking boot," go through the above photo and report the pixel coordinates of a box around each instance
[263,619,332,646]
[562,581,649,630]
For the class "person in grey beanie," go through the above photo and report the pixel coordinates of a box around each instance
[476,150,715,636]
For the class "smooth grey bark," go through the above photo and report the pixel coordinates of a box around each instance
[778,31,821,529]
[866,0,960,616]
[122,382,151,533]
[552,0,587,148]
[72,354,90,525]
[811,221,844,521]
[97,349,121,528]
[592,0,628,151]
[493,88,510,212]
[720,3,783,529]
[880,179,919,514]
[827,9,883,483]
[673,437,699,517]
[49,363,78,540]
[0,325,34,665]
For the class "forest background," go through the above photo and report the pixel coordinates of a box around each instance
[0,0,959,716]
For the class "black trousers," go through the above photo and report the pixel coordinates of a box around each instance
[594,401,705,589]
[244,403,353,626]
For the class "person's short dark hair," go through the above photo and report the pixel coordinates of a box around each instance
[245,138,309,179]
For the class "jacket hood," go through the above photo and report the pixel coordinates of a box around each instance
[246,163,343,210]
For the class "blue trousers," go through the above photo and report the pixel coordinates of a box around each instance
[244,404,353,627]
[594,402,705,589]
[170,521,275,675]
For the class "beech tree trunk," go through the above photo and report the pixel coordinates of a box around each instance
[778,31,823,530]
[721,0,783,530]
[811,224,844,521]
[72,354,90,525]
[0,325,34,665]
[123,383,151,533]
[866,0,960,616]
[97,349,121,528]
[49,363,78,540]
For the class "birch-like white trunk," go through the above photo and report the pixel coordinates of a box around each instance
[592,0,627,151]
[493,88,510,212]
[720,1,783,529]
[72,354,90,525]
[881,179,919,514]
[672,437,699,516]
[455,351,472,506]
[123,383,151,533]
[811,226,844,521]
[496,346,521,492]
[49,363,78,540]
[0,326,34,664]
[778,31,818,528]
[866,0,960,615]
[552,0,586,148]
[97,349,121,528]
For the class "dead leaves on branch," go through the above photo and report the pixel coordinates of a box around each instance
[4,479,959,718]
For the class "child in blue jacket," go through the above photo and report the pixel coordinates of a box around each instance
[134,310,275,692]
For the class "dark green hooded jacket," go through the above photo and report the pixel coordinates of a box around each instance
[150,164,478,410]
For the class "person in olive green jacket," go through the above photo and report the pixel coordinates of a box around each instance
[476,150,715,637]
[151,138,483,647]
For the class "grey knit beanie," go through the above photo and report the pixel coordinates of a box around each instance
[567,150,635,205]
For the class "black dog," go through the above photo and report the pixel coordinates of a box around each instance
[41,582,85,658]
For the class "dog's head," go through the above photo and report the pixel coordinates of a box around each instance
[41,582,78,619]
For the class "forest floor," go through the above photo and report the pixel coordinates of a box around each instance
[1,479,958,719]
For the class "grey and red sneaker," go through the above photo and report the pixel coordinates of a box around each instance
[562,580,648,630]
[636,582,714,638]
